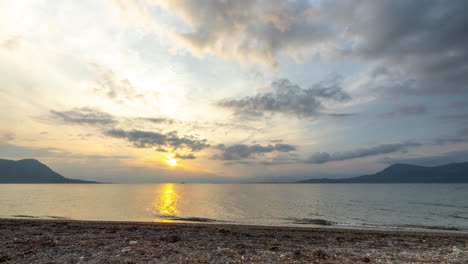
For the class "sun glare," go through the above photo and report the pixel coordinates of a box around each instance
[165,158,178,167]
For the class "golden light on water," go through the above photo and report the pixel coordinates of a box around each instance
[152,183,179,222]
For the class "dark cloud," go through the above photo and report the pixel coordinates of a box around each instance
[380,149,468,167]
[175,154,196,160]
[105,129,209,152]
[432,135,468,145]
[378,105,427,119]
[143,117,176,125]
[218,75,351,119]
[213,143,296,160]
[326,0,468,96]
[304,142,421,164]
[50,107,116,125]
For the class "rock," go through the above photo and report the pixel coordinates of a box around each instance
[0,255,12,263]
[313,250,328,259]
[294,250,301,256]
[270,246,279,251]
[160,235,181,243]
[129,240,138,245]
[363,257,371,262]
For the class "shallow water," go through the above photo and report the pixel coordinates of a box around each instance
[1,184,467,232]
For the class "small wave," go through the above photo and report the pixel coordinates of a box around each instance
[398,224,462,232]
[449,214,468,220]
[155,215,223,223]
[12,215,37,218]
[285,218,333,226]
[46,216,70,220]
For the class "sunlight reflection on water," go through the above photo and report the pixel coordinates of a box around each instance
[152,183,179,222]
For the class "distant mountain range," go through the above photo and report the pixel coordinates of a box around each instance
[0,159,97,183]
[297,162,468,183]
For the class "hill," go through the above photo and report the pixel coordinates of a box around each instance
[0,159,98,183]
[297,162,468,183]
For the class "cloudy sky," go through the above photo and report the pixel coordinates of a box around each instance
[1,0,467,183]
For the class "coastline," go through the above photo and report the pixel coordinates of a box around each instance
[1,219,467,263]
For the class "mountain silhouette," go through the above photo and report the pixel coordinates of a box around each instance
[0,159,97,183]
[297,162,468,183]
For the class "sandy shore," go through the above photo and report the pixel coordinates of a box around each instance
[0,219,467,263]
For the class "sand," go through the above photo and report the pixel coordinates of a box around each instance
[0,219,467,263]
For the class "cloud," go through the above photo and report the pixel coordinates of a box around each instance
[304,142,421,164]
[1,132,15,142]
[213,143,296,160]
[105,129,209,152]
[380,149,468,167]
[0,142,129,160]
[89,63,147,104]
[143,117,176,125]
[378,105,427,119]
[436,114,468,123]
[50,107,117,125]
[325,0,468,96]
[175,153,196,160]
[150,0,334,68]
[2,36,23,51]
[218,75,350,119]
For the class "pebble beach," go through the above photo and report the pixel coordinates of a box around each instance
[0,219,467,263]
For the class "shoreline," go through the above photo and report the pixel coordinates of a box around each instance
[1,218,467,263]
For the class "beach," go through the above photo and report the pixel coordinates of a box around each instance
[0,219,467,263]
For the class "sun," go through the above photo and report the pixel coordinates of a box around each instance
[165,158,178,167]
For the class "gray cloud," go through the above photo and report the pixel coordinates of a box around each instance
[326,0,468,96]
[380,149,468,167]
[151,0,333,68]
[143,117,176,125]
[0,142,128,160]
[218,75,350,119]
[304,142,421,164]
[147,1,468,96]
[436,114,468,123]
[378,105,427,119]
[105,129,209,152]
[175,154,196,160]
[50,107,116,125]
[213,143,296,160]
[1,132,15,142]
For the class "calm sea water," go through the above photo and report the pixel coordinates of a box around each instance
[1,184,467,232]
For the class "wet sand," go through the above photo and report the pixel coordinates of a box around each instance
[0,219,467,263]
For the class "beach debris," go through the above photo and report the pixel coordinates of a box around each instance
[121,247,132,253]
[129,240,138,245]
[452,246,462,253]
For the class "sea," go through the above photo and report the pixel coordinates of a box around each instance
[1,184,467,233]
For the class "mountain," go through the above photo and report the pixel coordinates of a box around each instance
[297,162,468,183]
[0,159,98,183]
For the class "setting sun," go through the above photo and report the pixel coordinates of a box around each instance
[165,158,178,167]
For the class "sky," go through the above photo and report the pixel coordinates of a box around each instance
[1,0,468,183]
